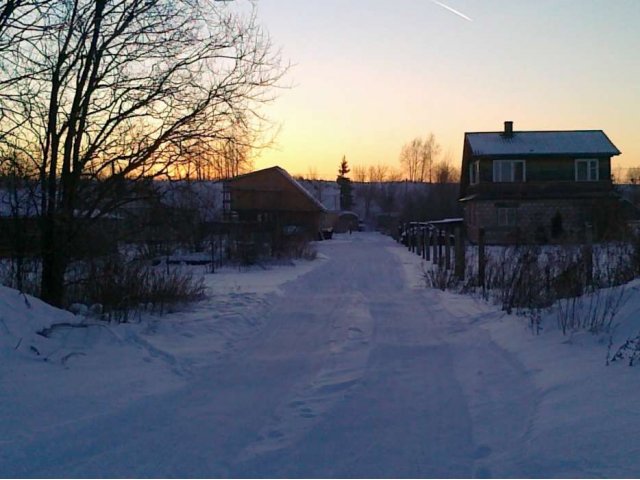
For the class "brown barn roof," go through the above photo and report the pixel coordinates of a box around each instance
[226,166,326,212]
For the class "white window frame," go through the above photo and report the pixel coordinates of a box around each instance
[493,159,526,182]
[497,207,517,227]
[469,160,480,185]
[575,158,599,182]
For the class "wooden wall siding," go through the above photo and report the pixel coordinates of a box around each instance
[467,181,612,200]
[235,209,322,232]
[231,188,284,212]
[227,168,322,213]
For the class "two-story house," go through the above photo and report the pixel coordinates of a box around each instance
[459,121,621,244]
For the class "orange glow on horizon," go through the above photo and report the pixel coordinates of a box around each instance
[253,0,639,182]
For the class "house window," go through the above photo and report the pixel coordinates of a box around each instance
[493,160,526,182]
[575,159,599,181]
[497,207,517,227]
[469,161,480,185]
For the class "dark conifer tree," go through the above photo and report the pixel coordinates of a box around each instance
[336,156,353,211]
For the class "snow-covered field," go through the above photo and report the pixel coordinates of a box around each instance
[2,232,640,477]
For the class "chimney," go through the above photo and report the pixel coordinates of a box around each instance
[503,121,514,138]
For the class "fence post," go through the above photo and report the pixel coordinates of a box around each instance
[425,229,431,262]
[584,223,593,286]
[437,229,444,267]
[478,228,485,288]
[422,230,426,259]
[433,230,439,265]
[454,227,465,280]
[214,235,216,273]
[445,229,451,270]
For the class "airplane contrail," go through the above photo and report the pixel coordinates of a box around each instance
[431,0,473,22]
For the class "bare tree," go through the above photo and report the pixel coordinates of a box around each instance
[626,167,640,184]
[398,133,441,182]
[178,123,256,181]
[433,151,460,184]
[399,138,422,182]
[0,151,40,292]
[368,164,389,183]
[305,167,319,181]
[422,133,441,183]
[352,165,367,183]
[352,165,371,219]
[362,164,390,220]
[0,0,285,305]
[386,167,403,182]
[0,1,51,50]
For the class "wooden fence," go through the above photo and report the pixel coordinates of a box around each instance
[399,223,595,287]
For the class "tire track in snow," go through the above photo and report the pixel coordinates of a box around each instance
[237,292,374,461]
[436,296,541,478]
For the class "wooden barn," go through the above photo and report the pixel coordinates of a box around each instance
[224,166,327,242]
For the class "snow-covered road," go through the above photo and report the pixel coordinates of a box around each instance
[3,232,639,477]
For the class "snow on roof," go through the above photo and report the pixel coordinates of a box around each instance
[275,167,327,212]
[466,130,621,157]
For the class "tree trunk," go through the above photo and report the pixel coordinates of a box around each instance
[40,215,67,306]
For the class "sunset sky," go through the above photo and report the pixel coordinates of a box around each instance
[252,0,639,180]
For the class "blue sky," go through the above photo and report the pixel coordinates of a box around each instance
[253,0,639,179]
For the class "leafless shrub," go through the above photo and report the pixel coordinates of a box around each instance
[423,262,458,291]
[275,237,317,261]
[487,246,549,313]
[453,242,635,335]
[555,285,627,335]
[66,257,205,322]
[593,242,636,288]
[554,243,631,335]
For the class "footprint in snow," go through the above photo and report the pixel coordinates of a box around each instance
[474,445,492,459]
[298,407,316,418]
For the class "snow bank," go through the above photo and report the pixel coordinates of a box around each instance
[0,285,78,361]
[392,237,640,477]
